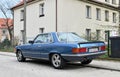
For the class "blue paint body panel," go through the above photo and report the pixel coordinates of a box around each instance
[15,32,106,62]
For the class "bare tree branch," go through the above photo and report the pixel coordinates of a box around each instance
[0,0,20,45]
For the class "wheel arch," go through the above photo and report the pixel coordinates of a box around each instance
[16,49,21,54]
[49,51,61,61]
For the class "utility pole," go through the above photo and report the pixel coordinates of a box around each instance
[56,0,58,32]
[23,0,27,44]
[119,0,120,36]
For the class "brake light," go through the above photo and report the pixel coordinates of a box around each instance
[100,46,106,51]
[72,48,87,53]
[79,48,87,53]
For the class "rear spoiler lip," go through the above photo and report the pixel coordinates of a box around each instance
[78,41,105,44]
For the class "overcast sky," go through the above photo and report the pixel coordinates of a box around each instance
[0,0,20,18]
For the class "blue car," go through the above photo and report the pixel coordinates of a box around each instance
[15,32,107,69]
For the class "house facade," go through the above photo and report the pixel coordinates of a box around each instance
[0,18,13,42]
[12,0,119,44]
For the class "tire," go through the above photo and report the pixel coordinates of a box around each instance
[16,51,26,62]
[81,59,92,65]
[51,54,66,69]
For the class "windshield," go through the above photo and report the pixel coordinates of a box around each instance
[57,32,87,42]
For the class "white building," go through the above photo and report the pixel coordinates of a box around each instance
[12,0,119,44]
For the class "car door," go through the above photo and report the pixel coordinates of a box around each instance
[28,34,44,58]
[39,33,54,59]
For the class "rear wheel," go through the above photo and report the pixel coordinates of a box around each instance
[81,59,92,65]
[51,54,66,69]
[16,51,26,62]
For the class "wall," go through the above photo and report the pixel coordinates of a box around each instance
[14,0,56,44]
[57,0,119,40]
[13,0,119,44]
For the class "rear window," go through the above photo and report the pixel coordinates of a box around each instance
[57,32,87,42]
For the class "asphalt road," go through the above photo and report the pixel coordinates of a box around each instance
[0,53,120,77]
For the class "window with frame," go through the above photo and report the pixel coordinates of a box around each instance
[20,30,24,43]
[86,29,91,40]
[112,0,116,4]
[2,29,6,35]
[96,30,101,40]
[39,3,45,17]
[113,12,117,23]
[86,6,91,18]
[105,0,109,2]
[20,10,24,21]
[105,31,109,42]
[96,8,101,20]
[39,28,44,33]
[105,10,109,21]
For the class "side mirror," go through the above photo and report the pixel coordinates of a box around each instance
[29,40,34,44]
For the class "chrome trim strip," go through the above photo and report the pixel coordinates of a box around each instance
[22,52,41,55]
[22,52,49,55]
[61,51,107,57]
[40,53,49,55]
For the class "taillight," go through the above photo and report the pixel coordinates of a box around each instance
[100,46,106,51]
[72,48,87,54]
[79,48,87,53]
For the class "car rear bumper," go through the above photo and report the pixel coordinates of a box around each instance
[61,51,107,62]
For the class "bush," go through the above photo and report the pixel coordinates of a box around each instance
[0,39,11,49]
[0,39,14,52]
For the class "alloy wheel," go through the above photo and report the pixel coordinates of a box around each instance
[17,51,25,62]
[52,54,61,68]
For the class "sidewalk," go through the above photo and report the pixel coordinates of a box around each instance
[0,51,16,57]
[90,60,120,71]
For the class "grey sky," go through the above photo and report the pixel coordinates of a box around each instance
[0,0,20,18]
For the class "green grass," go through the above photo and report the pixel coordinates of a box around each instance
[0,46,14,52]
[97,52,120,61]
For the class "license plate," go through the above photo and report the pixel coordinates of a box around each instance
[89,48,98,52]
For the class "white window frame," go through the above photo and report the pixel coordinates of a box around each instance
[39,3,45,17]
[105,0,110,3]
[96,30,101,40]
[86,6,91,19]
[113,12,117,23]
[86,29,91,40]
[112,0,116,4]
[20,10,24,21]
[105,10,109,21]
[96,8,101,20]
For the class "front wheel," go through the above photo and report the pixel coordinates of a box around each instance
[51,54,66,69]
[81,59,92,65]
[16,51,26,62]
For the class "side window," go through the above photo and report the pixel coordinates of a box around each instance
[34,35,43,43]
[34,34,52,43]
[57,33,67,41]
[43,34,53,43]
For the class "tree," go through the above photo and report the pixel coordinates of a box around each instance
[0,0,20,45]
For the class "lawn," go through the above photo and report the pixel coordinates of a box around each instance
[0,46,14,52]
